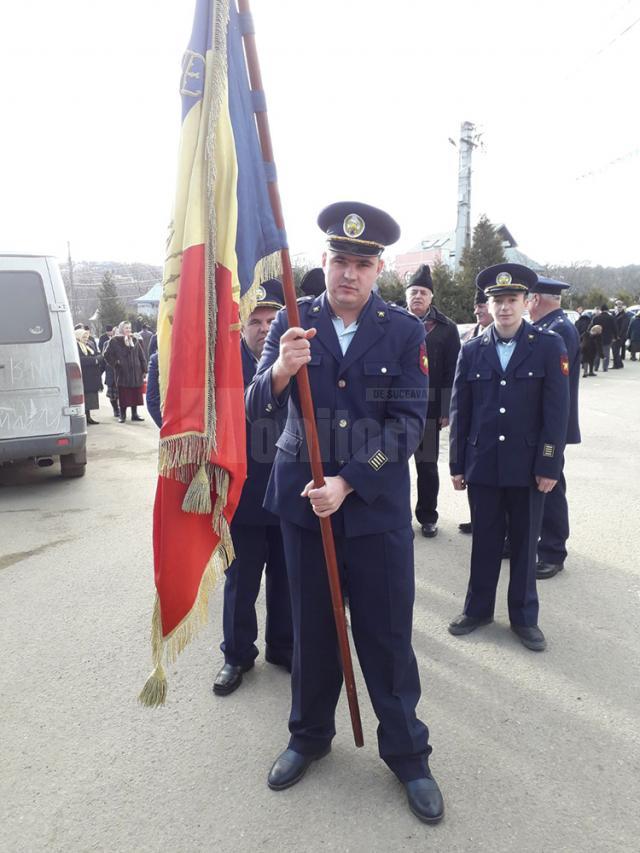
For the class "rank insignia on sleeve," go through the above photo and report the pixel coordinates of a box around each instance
[560,355,569,376]
[419,343,429,375]
[543,444,555,458]
[368,450,388,471]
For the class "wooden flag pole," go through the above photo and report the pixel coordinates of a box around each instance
[238,0,364,747]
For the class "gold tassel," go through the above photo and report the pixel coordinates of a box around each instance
[181,463,212,514]
[138,662,168,707]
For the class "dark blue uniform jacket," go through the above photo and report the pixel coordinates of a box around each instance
[234,339,282,527]
[533,308,581,444]
[449,320,570,486]
[246,291,428,537]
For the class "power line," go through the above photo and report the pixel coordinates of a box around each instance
[576,145,640,180]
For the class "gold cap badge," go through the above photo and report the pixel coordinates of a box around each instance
[343,213,365,238]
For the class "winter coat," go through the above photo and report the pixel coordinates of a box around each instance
[580,332,603,362]
[77,343,104,394]
[145,353,161,427]
[420,304,461,422]
[589,311,617,345]
[575,314,591,337]
[614,310,632,340]
[103,335,147,388]
[627,314,640,342]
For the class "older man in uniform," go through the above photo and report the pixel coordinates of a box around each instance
[213,280,293,696]
[246,202,444,824]
[527,276,581,580]
[405,264,460,538]
[448,264,570,651]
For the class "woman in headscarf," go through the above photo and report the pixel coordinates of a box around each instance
[75,329,104,425]
[103,321,148,422]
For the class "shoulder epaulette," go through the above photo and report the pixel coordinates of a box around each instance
[387,304,421,322]
[297,295,313,304]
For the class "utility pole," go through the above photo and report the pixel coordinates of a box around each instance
[453,121,476,271]
[67,241,75,320]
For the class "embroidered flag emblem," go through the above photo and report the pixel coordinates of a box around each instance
[420,343,429,375]
[560,355,569,376]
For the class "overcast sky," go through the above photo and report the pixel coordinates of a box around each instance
[1,0,639,269]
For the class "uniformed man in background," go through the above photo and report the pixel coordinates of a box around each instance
[246,202,444,824]
[213,280,293,696]
[527,276,581,580]
[448,264,570,652]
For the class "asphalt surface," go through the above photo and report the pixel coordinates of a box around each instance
[1,365,639,853]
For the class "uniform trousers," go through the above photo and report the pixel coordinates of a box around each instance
[220,521,292,667]
[537,459,569,565]
[466,484,545,626]
[414,419,440,525]
[280,520,431,782]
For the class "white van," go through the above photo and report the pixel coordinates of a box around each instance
[0,254,87,477]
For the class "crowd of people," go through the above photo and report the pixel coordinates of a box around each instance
[575,302,640,376]
[73,320,154,424]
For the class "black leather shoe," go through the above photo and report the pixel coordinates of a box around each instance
[265,649,292,673]
[448,613,493,635]
[511,623,546,651]
[118,414,127,423]
[267,746,331,791]
[536,561,564,580]
[458,522,473,534]
[405,776,444,824]
[131,414,145,421]
[421,523,438,538]
[212,661,254,696]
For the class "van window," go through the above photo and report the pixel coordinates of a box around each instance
[0,271,52,344]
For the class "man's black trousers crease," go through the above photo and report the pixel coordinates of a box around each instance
[414,419,440,525]
[465,483,546,626]
[280,520,431,782]
[221,521,293,667]
[538,459,569,565]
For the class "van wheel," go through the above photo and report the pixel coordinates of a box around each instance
[60,453,86,478]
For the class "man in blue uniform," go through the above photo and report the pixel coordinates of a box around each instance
[246,202,444,824]
[527,276,581,580]
[213,280,293,696]
[448,263,570,651]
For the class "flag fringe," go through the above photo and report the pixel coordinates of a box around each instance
[138,533,233,708]
[181,463,213,514]
[239,250,284,324]
[158,434,209,481]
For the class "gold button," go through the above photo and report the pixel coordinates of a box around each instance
[338,379,346,388]
[476,373,481,378]
[339,419,348,428]
[500,379,507,386]
[528,371,533,376]
[499,407,506,414]
[381,367,387,374]
[499,435,506,441]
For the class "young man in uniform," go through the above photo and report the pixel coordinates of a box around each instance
[527,276,581,580]
[448,263,570,651]
[213,280,293,696]
[406,264,460,538]
[246,202,444,824]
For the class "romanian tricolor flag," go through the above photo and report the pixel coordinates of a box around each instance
[139,0,286,706]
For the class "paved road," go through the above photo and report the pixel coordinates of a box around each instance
[1,367,640,853]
